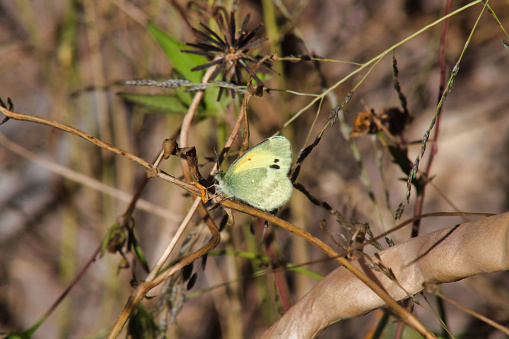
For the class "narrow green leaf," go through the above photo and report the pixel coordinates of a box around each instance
[119,92,188,114]
[127,304,160,338]
[147,23,207,83]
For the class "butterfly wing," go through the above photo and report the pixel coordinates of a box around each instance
[219,136,293,211]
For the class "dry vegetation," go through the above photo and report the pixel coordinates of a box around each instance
[0,0,508,338]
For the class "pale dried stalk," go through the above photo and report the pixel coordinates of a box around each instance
[264,212,509,338]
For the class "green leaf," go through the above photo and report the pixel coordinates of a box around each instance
[119,92,188,114]
[147,22,207,83]
[101,221,127,256]
[5,332,32,339]
[127,304,160,338]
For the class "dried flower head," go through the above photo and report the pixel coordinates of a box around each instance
[181,8,271,100]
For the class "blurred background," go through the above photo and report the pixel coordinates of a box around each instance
[0,0,508,338]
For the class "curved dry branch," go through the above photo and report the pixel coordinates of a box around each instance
[264,212,509,338]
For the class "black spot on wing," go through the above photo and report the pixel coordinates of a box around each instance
[270,158,281,170]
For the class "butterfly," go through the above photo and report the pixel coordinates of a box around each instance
[215,136,293,211]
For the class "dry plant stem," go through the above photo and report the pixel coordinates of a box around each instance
[211,89,250,174]
[406,1,488,204]
[1,76,427,337]
[239,54,278,151]
[2,97,495,339]
[124,149,166,217]
[0,107,203,197]
[434,290,509,335]
[83,0,111,146]
[0,131,180,222]
[140,65,216,277]
[0,102,435,337]
[282,0,481,129]
[0,106,152,169]
[147,72,255,281]
[419,0,450,182]
[107,203,221,339]
[214,203,434,337]
[366,212,493,249]
[180,66,216,149]
[240,90,251,152]
[110,0,149,26]
[264,212,509,338]
[0,106,221,336]
[145,197,202,281]
[0,107,218,329]
[162,66,216,281]
[218,54,277,166]
[115,66,219,335]
[24,244,102,334]
[427,181,472,223]
[411,0,452,239]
